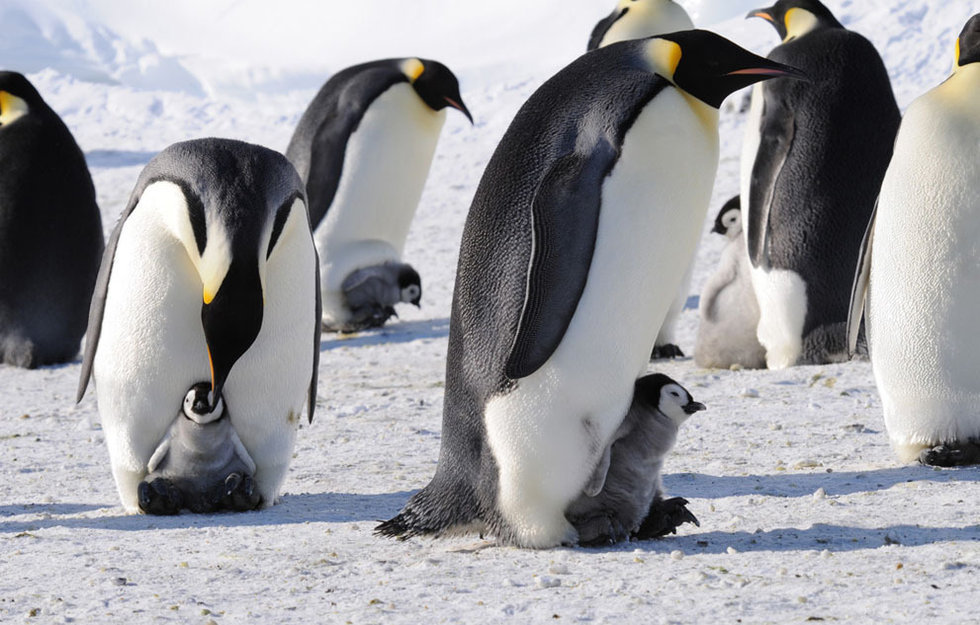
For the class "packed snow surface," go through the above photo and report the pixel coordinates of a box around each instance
[1,1,978,623]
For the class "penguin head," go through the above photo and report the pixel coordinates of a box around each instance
[711,196,742,239]
[635,373,706,426]
[955,14,980,69]
[130,139,308,410]
[647,30,808,109]
[400,58,473,123]
[182,382,225,425]
[747,0,842,42]
[397,265,422,307]
[0,71,42,127]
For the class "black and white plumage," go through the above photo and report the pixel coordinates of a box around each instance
[76,138,320,513]
[566,373,704,546]
[848,14,980,467]
[285,58,470,332]
[742,0,900,368]
[694,196,766,369]
[0,71,104,368]
[139,383,259,515]
[588,0,694,51]
[377,31,803,548]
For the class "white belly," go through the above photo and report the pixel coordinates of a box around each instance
[484,90,718,547]
[94,188,316,510]
[867,81,980,460]
[316,84,445,324]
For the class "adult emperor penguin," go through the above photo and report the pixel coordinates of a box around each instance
[694,196,766,369]
[76,138,321,512]
[566,373,704,546]
[587,0,695,359]
[849,14,980,467]
[742,0,900,368]
[377,31,803,548]
[285,58,471,332]
[588,0,694,51]
[0,71,104,367]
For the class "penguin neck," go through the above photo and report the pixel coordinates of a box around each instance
[678,91,719,139]
[937,63,980,115]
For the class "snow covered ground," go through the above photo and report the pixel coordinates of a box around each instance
[2,1,979,623]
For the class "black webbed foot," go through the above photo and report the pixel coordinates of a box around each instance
[634,497,699,540]
[138,478,183,515]
[919,440,980,467]
[217,473,261,511]
[651,344,685,360]
[571,512,631,547]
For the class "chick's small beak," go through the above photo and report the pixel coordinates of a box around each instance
[683,401,707,415]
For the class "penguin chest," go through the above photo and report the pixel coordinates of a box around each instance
[317,85,446,288]
[868,89,980,446]
[483,90,718,545]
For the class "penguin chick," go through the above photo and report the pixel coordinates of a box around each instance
[566,373,704,546]
[138,383,260,515]
[695,196,766,369]
[329,261,422,333]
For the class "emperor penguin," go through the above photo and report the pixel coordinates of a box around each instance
[694,196,767,369]
[76,138,321,513]
[742,0,900,368]
[377,31,803,548]
[139,383,259,515]
[587,0,695,359]
[285,58,471,333]
[588,0,694,51]
[849,14,980,467]
[566,373,704,546]
[0,71,104,368]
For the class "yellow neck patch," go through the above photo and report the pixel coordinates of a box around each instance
[954,37,961,71]
[400,58,425,84]
[645,38,682,82]
[784,8,818,42]
[0,91,29,125]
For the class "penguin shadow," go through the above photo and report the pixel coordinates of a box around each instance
[84,149,158,169]
[0,491,414,534]
[320,317,450,351]
[662,465,980,499]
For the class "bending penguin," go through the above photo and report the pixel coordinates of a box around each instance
[587,0,695,359]
[377,31,803,548]
[741,0,900,368]
[566,373,704,546]
[76,138,321,513]
[694,196,766,369]
[139,383,259,515]
[285,58,471,333]
[0,71,104,367]
[849,14,980,467]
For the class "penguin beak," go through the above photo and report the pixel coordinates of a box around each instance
[711,222,725,235]
[683,401,706,415]
[747,10,775,23]
[201,259,264,411]
[444,96,473,124]
[726,63,809,82]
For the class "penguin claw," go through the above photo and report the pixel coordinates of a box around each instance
[919,440,980,467]
[634,497,700,540]
[571,513,631,547]
[651,344,685,360]
[218,473,262,511]
[137,478,183,516]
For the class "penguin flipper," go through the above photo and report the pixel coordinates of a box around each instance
[504,143,614,379]
[847,199,877,357]
[583,445,613,497]
[587,8,624,51]
[746,93,796,270]
[308,249,322,424]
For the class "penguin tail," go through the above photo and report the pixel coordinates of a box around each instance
[375,482,480,540]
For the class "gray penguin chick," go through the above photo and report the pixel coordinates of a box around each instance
[695,196,766,369]
[566,373,704,546]
[330,261,421,332]
[138,383,260,515]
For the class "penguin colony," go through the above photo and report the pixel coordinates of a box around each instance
[0,1,977,549]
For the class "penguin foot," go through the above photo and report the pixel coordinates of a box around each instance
[634,497,699,540]
[217,473,262,511]
[651,344,685,360]
[919,440,980,467]
[137,478,183,515]
[570,512,631,547]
